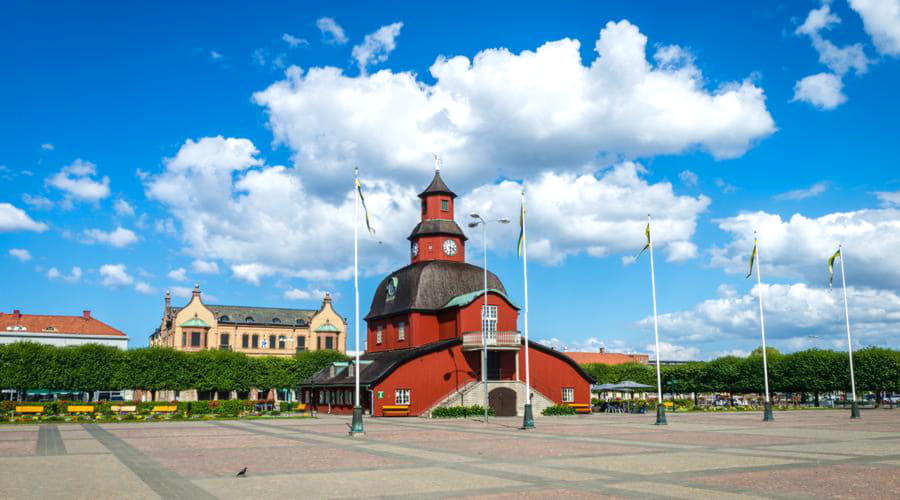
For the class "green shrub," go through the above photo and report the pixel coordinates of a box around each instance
[542,404,577,416]
[215,399,251,416]
[190,401,212,415]
[431,405,495,418]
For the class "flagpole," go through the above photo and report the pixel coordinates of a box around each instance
[350,167,364,435]
[648,214,666,425]
[839,245,860,419]
[521,190,534,429]
[754,232,774,422]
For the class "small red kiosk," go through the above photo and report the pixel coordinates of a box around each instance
[301,170,593,417]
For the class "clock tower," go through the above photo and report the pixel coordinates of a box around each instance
[408,167,467,264]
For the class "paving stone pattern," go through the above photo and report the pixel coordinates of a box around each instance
[0,410,898,498]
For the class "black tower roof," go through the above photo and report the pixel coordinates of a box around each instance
[418,171,457,199]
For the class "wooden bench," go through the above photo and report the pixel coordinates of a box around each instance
[14,406,44,415]
[67,405,94,414]
[294,403,311,415]
[567,403,592,414]
[152,405,178,413]
[110,405,137,414]
[382,405,409,417]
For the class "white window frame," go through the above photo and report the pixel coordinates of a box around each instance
[395,388,410,405]
[398,321,406,341]
[376,325,383,344]
[562,387,574,403]
[482,305,498,341]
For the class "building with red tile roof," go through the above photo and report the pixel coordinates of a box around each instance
[0,309,128,349]
[565,348,649,366]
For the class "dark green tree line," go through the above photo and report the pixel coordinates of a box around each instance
[581,347,900,403]
[0,343,347,394]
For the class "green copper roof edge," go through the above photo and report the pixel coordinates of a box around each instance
[315,323,340,333]
[180,317,211,328]
[441,289,518,309]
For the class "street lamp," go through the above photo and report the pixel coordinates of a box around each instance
[468,213,510,423]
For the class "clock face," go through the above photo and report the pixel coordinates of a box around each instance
[442,239,458,256]
[411,242,419,257]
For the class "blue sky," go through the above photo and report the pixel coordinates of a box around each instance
[2,1,900,359]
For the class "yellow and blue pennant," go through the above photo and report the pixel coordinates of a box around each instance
[828,248,841,288]
[746,238,758,279]
[355,174,376,236]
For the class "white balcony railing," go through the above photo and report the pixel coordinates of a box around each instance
[462,331,521,349]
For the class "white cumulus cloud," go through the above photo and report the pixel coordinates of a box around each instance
[352,22,403,74]
[114,199,135,216]
[21,194,53,211]
[638,283,900,351]
[458,162,709,265]
[773,181,829,201]
[167,268,188,281]
[192,260,219,274]
[679,170,698,187]
[100,264,133,287]
[793,72,847,110]
[648,342,700,361]
[284,288,331,300]
[145,136,409,285]
[316,17,348,44]
[47,266,82,283]
[848,0,900,56]
[875,190,900,207]
[9,248,32,262]
[711,208,900,289]
[82,226,138,247]
[282,33,308,48]
[0,203,48,232]
[45,159,111,205]
[793,4,873,110]
[254,20,775,194]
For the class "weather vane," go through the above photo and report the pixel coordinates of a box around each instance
[432,153,441,172]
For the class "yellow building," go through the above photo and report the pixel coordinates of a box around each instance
[149,284,345,356]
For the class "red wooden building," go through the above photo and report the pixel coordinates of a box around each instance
[300,170,593,417]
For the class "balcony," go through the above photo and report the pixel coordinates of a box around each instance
[462,331,521,350]
[474,368,517,381]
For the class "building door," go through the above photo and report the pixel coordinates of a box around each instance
[487,351,501,380]
[488,387,516,417]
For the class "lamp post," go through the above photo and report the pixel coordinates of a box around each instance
[468,213,510,423]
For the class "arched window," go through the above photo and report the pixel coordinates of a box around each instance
[245,316,254,323]
[219,315,230,322]
[271,317,281,324]
[295,318,306,326]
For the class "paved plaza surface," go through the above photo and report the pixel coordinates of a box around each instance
[1,410,898,499]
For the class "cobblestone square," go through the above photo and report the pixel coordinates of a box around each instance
[1,410,898,499]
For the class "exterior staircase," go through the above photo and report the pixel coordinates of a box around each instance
[425,380,555,417]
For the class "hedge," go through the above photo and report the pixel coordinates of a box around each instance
[1,398,303,422]
[431,405,495,418]
[0,343,348,394]
[541,404,577,416]
[582,346,900,403]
